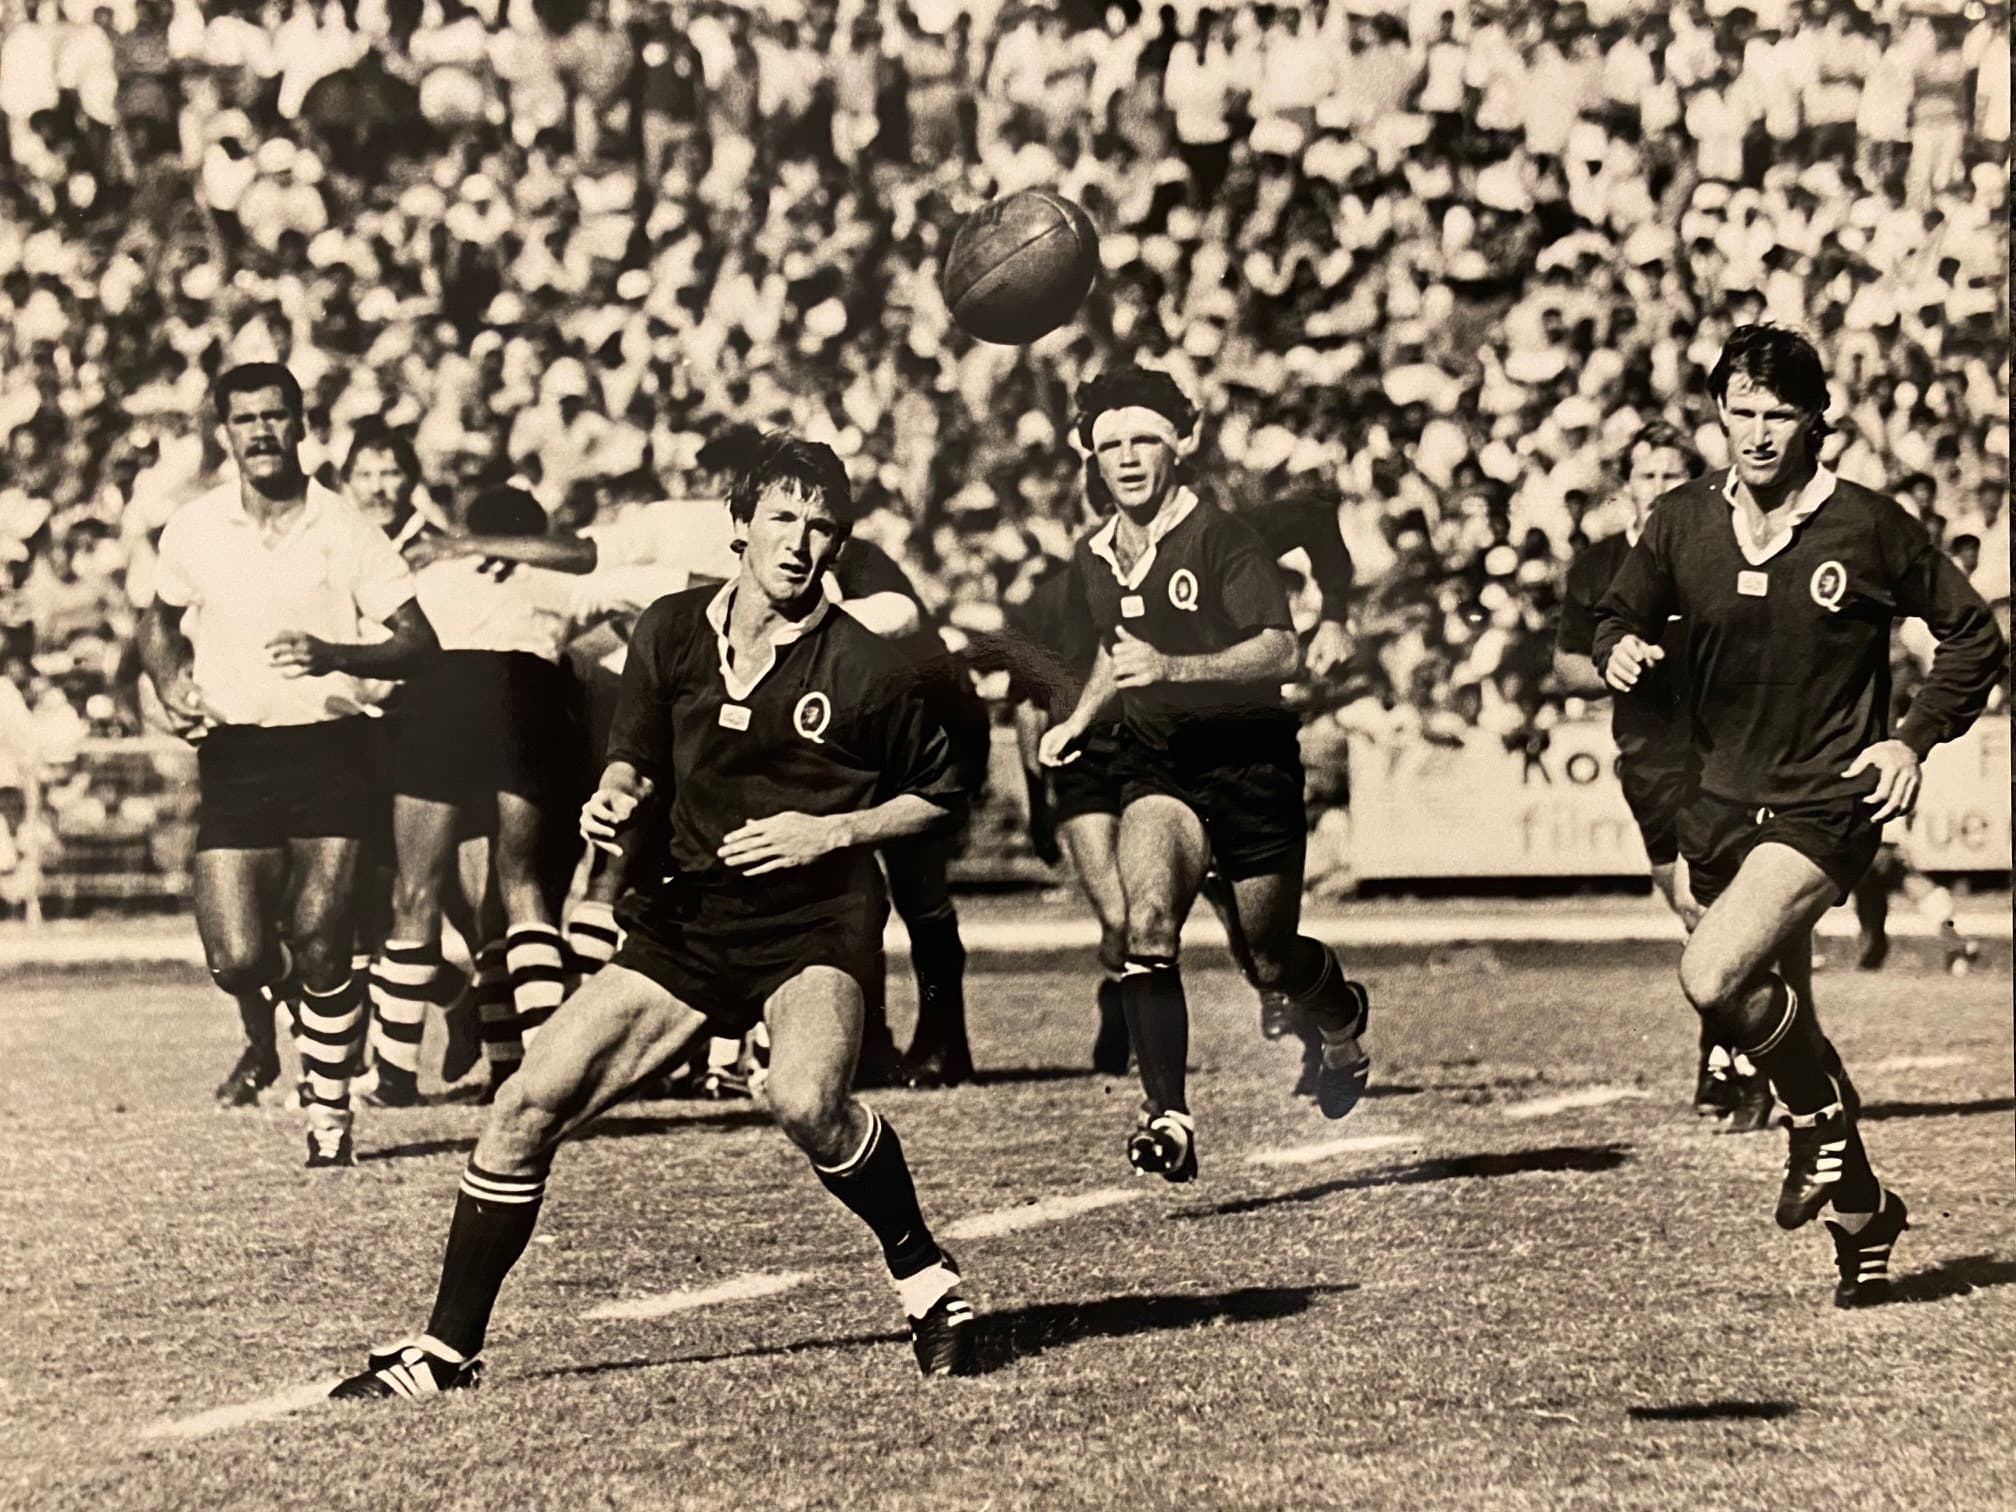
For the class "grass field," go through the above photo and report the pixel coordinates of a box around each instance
[2,930,2012,1511]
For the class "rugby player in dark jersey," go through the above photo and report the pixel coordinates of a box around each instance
[1594,326,2005,1307]
[331,436,979,1394]
[1554,421,1770,1132]
[1006,485,1356,1082]
[1036,367,1372,1183]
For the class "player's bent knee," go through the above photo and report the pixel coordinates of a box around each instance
[1125,901,1180,958]
[1678,943,1753,1019]
[481,1070,570,1164]
[767,1081,851,1161]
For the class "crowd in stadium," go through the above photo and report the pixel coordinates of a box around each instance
[0,0,2006,888]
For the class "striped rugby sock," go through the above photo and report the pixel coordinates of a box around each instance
[370,939,438,1087]
[473,941,522,1079]
[298,977,365,1152]
[506,924,567,1047]
[425,1161,549,1358]
[562,899,621,978]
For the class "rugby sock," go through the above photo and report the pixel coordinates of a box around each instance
[1729,976,1836,1116]
[298,977,365,1152]
[561,899,620,979]
[425,1161,549,1358]
[1830,1185,1889,1235]
[370,939,438,1093]
[812,1108,950,1314]
[505,925,568,1045]
[1121,954,1188,1115]
[1280,937,1366,1041]
[906,908,968,1047]
[473,941,522,1082]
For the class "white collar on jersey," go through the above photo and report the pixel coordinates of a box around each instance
[1625,518,1644,549]
[705,575,832,704]
[1087,485,1201,591]
[224,476,341,537]
[1722,464,1838,567]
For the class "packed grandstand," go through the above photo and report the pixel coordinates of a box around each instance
[0,0,2006,896]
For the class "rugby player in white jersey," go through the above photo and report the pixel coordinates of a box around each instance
[138,364,440,1166]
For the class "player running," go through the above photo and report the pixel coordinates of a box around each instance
[330,436,979,1396]
[138,364,439,1165]
[1594,325,2005,1306]
[1553,421,1770,1132]
[1037,367,1371,1183]
[1006,486,1356,1082]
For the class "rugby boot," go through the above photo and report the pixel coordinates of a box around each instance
[1292,1028,1322,1099]
[1127,1109,1198,1184]
[1775,1102,1851,1230]
[1694,1044,1738,1117]
[331,1339,483,1400]
[907,1253,978,1378]
[214,1044,281,1108]
[1826,1190,1909,1309]
[1717,1071,1775,1134]
[305,1130,356,1169]
[1314,980,1372,1120]
[1258,987,1296,1041]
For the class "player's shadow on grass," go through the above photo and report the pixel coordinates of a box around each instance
[1174,1143,1632,1221]
[538,1284,1356,1381]
[1858,1095,2015,1123]
[361,1109,770,1162]
[1627,1400,1798,1423]
[1887,1254,2016,1305]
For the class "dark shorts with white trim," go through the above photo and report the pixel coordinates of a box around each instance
[1616,746,1694,869]
[1047,722,1126,827]
[1678,788,1884,911]
[196,717,379,851]
[1108,716,1307,883]
[610,868,889,1037]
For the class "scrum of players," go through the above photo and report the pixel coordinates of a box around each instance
[139,319,2003,1389]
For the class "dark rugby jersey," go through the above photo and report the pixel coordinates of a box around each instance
[1557,528,1689,760]
[1593,468,2004,806]
[1072,488,1296,749]
[605,582,967,905]
[1243,494,1355,619]
[1002,559,1100,712]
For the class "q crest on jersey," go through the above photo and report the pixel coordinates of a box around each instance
[793,691,832,745]
[1809,560,1848,613]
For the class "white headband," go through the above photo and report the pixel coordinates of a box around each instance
[1091,405,1187,453]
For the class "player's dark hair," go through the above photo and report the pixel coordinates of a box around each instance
[696,423,766,480]
[1707,324,1833,454]
[465,485,547,537]
[1071,365,1198,451]
[1623,420,1703,479]
[212,362,304,425]
[727,434,856,528]
[340,421,420,481]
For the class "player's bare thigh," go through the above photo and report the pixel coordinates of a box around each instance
[192,847,287,981]
[1115,795,1210,957]
[477,963,709,1173]
[1058,812,1126,939]
[763,964,872,1163]
[1680,842,1838,1011]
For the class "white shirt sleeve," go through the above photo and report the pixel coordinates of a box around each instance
[152,510,198,609]
[345,502,419,624]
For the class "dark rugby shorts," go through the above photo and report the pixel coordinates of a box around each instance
[1047,722,1125,826]
[1678,789,1885,910]
[1109,718,1307,882]
[386,650,506,807]
[496,651,586,809]
[1616,748,1694,868]
[196,716,379,851]
[611,872,888,1037]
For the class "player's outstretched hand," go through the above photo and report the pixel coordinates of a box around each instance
[151,669,213,741]
[266,630,338,678]
[581,787,641,855]
[718,812,843,875]
[1110,627,1171,688]
[1038,721,1083,768]
[1306,619,1350,681]
[401,532,469,569]
[1602,634,1664,692]
[1844,739,1921,825]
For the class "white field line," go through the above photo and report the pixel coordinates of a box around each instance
[1502,1087,1650,1120]
[584,1270,814,1321]
[1244,1134,1418,1167]
[140,1379,344,1441]
[1864,1054,1972,1073]
[942,1187,1145,1239]
[18,908,2009,970]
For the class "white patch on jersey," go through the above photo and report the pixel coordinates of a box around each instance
[1168,568,1201,612]
[1120,594,1145,618]
[793,691,831,744]
[1809,560,1848,612]
[1737,570,1769,597]
[718,703,751,731]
